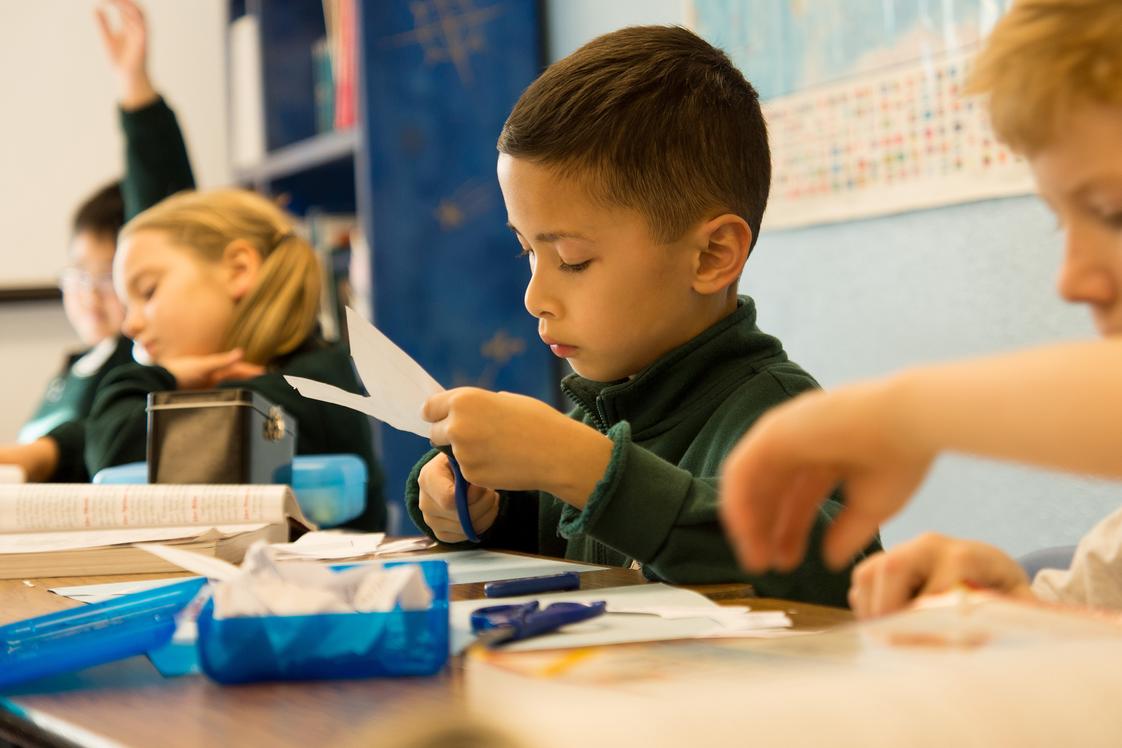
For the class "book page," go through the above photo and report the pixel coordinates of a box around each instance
[0,484,292,533]
[1,524,269,554]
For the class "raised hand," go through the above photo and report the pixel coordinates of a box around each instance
[94,0,157,109]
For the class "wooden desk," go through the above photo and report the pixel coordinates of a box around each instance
[0,565,851,747]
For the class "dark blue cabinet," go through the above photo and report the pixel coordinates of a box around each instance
[230,1,555,532]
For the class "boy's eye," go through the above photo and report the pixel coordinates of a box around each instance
[1101,211,1122,230]
[559,260,591,273]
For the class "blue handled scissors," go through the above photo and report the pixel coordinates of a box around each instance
[470,600,607,648]
[438,446,480,543]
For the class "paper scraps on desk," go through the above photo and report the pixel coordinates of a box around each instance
[48,549,599,604]
[284,307,443,440]
[136,540,432,617]
[608,604,792,632]
[268,530,388,560]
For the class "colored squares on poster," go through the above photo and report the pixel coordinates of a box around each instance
[764,51,1029,219]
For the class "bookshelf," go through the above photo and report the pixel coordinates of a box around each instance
[227,0,555,533]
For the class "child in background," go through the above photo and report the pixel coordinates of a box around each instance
[0,0,194,481]
[719,0,1122,616]
[85,189,388,531]
[406,26,880,605]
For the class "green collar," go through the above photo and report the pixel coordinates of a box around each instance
[560,296,788,437]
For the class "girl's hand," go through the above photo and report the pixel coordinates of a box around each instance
[160,349,265,390]
[94,0,157,109]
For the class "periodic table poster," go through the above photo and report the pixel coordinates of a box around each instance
[691,0,1035,230]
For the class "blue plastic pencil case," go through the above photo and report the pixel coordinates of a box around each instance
[196,560,450,684]
[0,577,207,690]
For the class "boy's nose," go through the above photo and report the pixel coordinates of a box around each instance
[523,267,557,319]
[1056,222,1117,307]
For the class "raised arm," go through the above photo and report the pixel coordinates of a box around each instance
[96,0,195,219]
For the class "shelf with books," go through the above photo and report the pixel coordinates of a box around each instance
[234,127,357,187]
[228,0,554,533]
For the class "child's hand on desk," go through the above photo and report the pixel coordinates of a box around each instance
[160,349,266,390]
[848,533,1033,618]
[423,387,611,508]
[418,453,500,542]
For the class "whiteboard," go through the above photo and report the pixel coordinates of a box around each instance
[0,0,231,292]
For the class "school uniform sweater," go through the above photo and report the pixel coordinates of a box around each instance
[20,335,136,482]
[20,96,195,482]
[405,297,881,607]
[85,337,388,532]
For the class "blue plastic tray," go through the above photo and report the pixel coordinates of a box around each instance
[196,560,449,683]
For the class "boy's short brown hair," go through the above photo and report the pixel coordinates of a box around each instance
[968,0,1122,154]
[72,181,125,242]
[498,25,770,250]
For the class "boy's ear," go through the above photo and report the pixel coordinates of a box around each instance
[691,214,752,295]
[221,239,263,301]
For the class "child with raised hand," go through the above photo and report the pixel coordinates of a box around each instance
[86,189,388,531]
[405,26,880,605]
[0,0,194,482]
[719,0,1122,616]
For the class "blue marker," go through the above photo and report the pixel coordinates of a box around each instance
[483,572,581,598]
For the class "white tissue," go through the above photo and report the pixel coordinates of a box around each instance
[135,540,432,619]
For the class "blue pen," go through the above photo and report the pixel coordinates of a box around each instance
[439,446,480,543]
[483,572,581,598]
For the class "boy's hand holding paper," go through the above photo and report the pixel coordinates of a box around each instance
[285,308,612,542]
[422,387,611,506]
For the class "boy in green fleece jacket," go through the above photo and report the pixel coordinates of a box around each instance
[406,25,880,606]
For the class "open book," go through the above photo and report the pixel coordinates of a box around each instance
[0,484,313,579]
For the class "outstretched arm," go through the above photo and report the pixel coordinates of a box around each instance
[721,338,1122,574]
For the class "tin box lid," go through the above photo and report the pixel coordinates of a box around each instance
[147,388,284,420]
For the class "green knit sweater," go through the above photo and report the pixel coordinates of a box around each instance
[406,297,880,607]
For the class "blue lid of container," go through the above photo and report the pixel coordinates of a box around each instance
[292,454,367,489]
